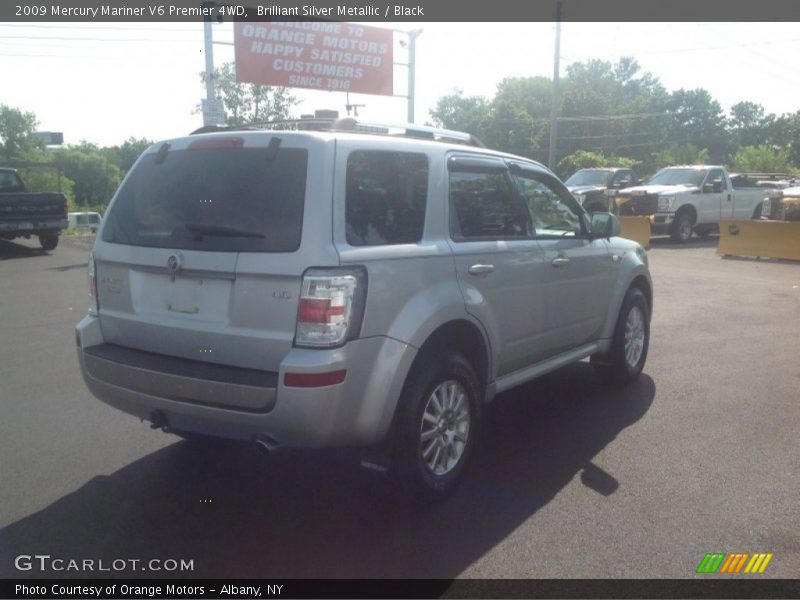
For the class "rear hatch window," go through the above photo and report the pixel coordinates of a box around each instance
[102,142,307,252]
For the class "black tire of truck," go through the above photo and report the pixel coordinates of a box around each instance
[669,213,694,243]
[39,234,59,251]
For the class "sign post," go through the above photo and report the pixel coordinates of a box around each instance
[202,3,217,126]
[201,98,226,126]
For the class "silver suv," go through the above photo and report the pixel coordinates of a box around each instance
[76,120,652,499]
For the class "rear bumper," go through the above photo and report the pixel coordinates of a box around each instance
[76,316,417,448]
[0,218,67,235]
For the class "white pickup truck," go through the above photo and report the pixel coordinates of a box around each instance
[612,166,766,243]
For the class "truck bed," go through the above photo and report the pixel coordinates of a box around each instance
[0,191,68,239]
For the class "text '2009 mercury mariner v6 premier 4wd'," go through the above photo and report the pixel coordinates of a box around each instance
[75,118,653,500]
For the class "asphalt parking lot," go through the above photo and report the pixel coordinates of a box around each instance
[0,235,798,579]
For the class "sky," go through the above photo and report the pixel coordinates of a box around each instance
[2,21,800,147]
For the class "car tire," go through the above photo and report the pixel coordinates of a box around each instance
[669,213,694,243]
[392,352,480,502]
[39,234,59,251]
[591,287,650,385]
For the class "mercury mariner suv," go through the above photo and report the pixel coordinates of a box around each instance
[76,119,652,499]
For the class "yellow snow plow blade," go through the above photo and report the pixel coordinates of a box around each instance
[619,216,651,248]
[718,219,800,261]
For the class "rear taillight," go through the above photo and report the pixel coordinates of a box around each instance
[294,267,367,348]
[88,252,98,316]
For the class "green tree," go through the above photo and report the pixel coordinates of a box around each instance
[665,89,729,162]
[428,59,671,169]
[557,150,640,178]
[428,89,490,136]
[559,58,670,170]
[728,101,774,149]
[486,77,552,161]
[730,145,795,174]
[102,137,153,174]
[17,151,76,202]
[55,147,122,207]
[200,62,298,126]
[0,105,43,162]
[653,143,710,169]
[764,111,800,167]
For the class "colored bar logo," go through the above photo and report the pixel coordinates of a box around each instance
[696,552,773,574]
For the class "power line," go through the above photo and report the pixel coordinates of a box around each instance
[0,23,204,32]
[557,131,655,141]
[493,112,673,125]
[0,34,204,42]
[698,23,799,75]
[633,37,800,56]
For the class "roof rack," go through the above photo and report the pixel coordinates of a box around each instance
[732,172,796,181]
[190,118,486,148]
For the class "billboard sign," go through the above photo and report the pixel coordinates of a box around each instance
[234,22,393,96]
[34,132,64,145]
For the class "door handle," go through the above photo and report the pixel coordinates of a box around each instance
[468,264,494,276]
[551,257,570,268]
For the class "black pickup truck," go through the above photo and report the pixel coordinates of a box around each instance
[0,167,68,250]
[565,167,641,213]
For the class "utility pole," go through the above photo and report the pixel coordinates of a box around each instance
[407,29,422,123]
[203,17,214,125]
[201,2,223,126]
[204,19,215,104]
[547,0,562,170]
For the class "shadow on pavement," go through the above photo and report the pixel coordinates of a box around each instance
[0,363,654,579]
[649,235,719,250]
[0,239,47,260]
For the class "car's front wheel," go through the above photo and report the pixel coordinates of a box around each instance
[670,213,694,243]
[592,287,650,385]
[392,352,480,501]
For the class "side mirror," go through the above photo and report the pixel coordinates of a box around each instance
[590,212,621,238]
[614,178,631,189]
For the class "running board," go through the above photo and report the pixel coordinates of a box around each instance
[494,342,601,395]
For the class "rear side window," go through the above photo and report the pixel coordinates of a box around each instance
[449,171,530,241]
[102,144,308,253]
[0,170,24,192]
[345,151,428,246]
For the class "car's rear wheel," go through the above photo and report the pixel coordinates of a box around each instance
[39,234,58,251]
[392,352,480,501]
[592,287,650,385]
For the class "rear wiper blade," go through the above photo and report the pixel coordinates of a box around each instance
[185,223,266,239]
